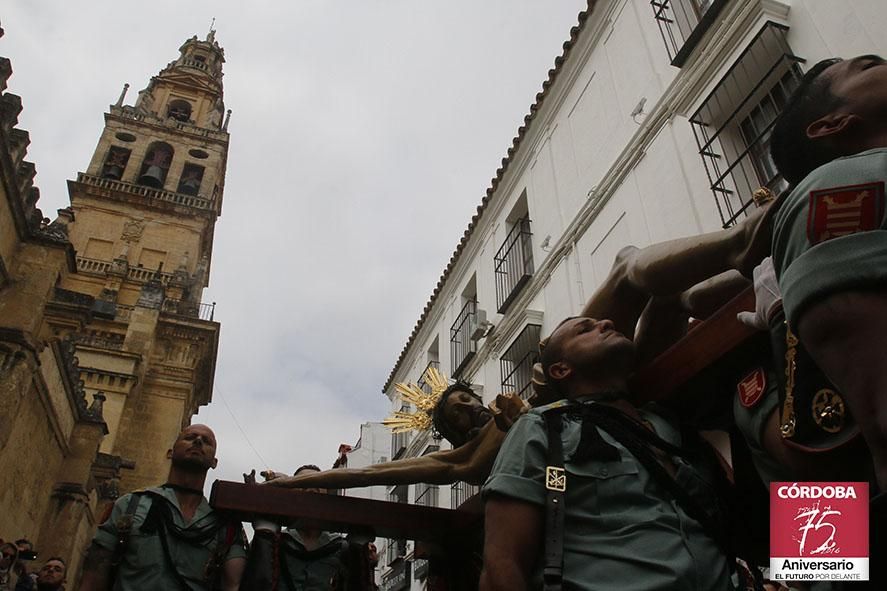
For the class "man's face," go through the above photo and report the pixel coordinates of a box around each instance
[818,55,887,128]
[548,317,635,380]
[168,424,218,471]
[442,390,492,441]
[36,559,65,587]
[0,545,14,569]
[293,467,325,494]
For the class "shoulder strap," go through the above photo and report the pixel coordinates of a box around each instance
[542,410,566,591]
[108,493,147,584]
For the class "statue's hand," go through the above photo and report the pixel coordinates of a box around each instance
[260,470,289,483]
[490,392,529,431]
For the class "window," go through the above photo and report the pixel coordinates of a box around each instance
[500,324,542,400]
[651,0,728,66]
[137,142,174,189]
[167,99,192,122]
[494,199,534,313]
[690,23,803,227]
[450,298,477,378]
[101,146,131,180]
[177,163,205,196]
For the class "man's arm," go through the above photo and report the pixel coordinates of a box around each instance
[78,542,114,591]
[221,556,246,591]
[479,495,543,591]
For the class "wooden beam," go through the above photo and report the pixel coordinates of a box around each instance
[210,481,481,541]
[631,287,756,401]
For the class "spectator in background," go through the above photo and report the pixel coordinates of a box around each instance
[0,543,21,591]
[12,540,35,589]
[14,557,65,591]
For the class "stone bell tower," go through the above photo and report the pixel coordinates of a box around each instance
[57,30,230,497]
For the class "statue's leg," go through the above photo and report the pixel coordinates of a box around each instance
[623,201,774,298]
[798,288,887,491]
[580,201,771,338]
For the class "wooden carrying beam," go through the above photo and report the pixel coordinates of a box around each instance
[210,481,481,541]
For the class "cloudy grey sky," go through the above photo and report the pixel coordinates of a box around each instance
[3,1,585,487]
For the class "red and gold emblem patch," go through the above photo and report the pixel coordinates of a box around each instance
[738,368,767,408]
[807,181,885,245]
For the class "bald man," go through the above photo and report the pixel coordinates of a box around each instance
[80,425,247,591]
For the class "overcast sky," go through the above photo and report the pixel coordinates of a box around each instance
[2,1,586,489]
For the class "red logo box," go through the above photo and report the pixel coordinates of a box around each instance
[770,482,869,582]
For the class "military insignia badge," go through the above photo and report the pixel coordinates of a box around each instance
[545,466,566,492]
[807,181,885,245]
[812,388,846,434]
[738,367,767,408]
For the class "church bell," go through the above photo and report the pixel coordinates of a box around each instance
[138,165,165,188]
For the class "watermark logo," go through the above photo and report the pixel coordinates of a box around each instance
[770,482,869,582]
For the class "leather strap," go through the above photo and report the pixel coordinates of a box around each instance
[543,411,566,591]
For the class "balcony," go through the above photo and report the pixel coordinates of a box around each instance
[414,482,439,508]
[494,216,533,313]
[449,299,477,378]
[650,0,729,67]
[109,105,228,141]
[77,172,214,211]
[162,298,216,321]
[391,428,408,460]
[77,256,176,285]
[500,324,542,400]
[73,331,125,351]
[450,481,479,509]
[416,360,440,394]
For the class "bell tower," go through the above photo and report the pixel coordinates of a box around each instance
[57,30,230,495]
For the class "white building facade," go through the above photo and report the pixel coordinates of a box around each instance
[378,1,887,589]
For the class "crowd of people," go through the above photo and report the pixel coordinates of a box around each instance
[38,51,885,590]
[0,538,66,591]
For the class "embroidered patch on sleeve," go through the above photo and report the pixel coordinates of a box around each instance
[738,367,767,408]
[807,181,885,245]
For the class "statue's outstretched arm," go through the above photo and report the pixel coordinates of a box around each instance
[265,425,505,490]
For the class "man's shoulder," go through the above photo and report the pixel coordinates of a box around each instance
[527,398,573,417]
[797,147,887,192]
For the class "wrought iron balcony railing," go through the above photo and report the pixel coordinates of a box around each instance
[450,299,477,378]
[417,360,440,393]
[494,216,533,313]
[414,482,439,508]
[450,481,479,509]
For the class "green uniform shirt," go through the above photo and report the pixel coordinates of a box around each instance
[772,147,887,329]
[732,367,786,485]
[483,400,732,591]
[279,529,347,591]
[93,486,247,591]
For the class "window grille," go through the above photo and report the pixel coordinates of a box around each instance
[689,23,803,227]
[500,324,542,400]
